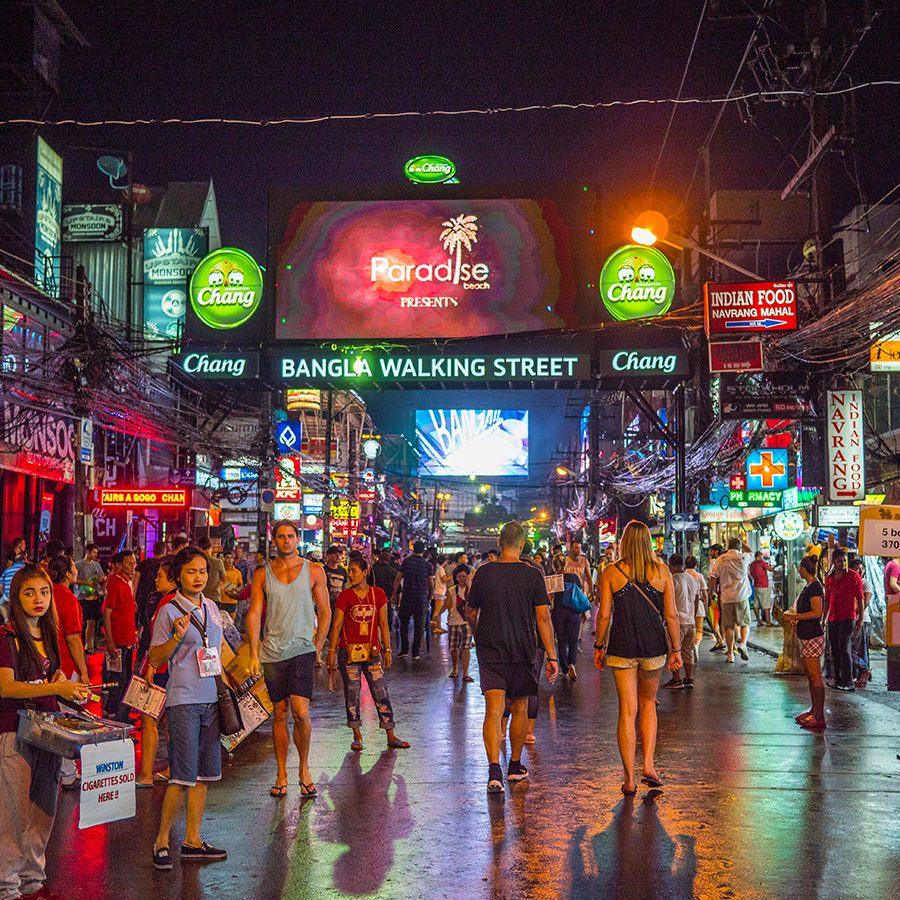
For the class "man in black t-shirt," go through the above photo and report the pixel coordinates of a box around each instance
[392,541,434,659]
[371,548,399,627]
[466,521,558,794]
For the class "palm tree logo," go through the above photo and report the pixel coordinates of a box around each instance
[440,214,479,284]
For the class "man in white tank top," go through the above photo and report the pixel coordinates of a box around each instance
[247,521,331,799]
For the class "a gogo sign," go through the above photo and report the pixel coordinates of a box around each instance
[599,245,675,322]
[189,247,263,329]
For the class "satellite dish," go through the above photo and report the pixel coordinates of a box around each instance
[96,155,128,189]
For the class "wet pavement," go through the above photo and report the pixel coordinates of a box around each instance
[45,631,900,899]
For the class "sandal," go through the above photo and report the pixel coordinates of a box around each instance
[448,671,458,678]
[351,740,364,752]
[387,738,410,749]
[152,846,173,871]
[269,784,288,798]
[640,774,664,789]
[621,785,637,796]
[462,675,474,683]
[299,782,318,799]
[794,711,815,723]
[799,717,826,730]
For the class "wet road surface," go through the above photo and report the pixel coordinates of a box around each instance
[45,632,900,899]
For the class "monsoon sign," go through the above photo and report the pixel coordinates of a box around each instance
[189,247,263,329]
[599,245,675,322]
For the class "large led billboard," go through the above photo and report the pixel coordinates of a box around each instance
[416,409,528,477]
[273,199,583,339]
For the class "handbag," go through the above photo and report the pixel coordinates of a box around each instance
[561,581,591,615]
[172,599,244,737]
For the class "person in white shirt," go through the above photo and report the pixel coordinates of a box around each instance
[684,555,709,659]
[430,554,452,634]
[709,538,753,663]
[664,554,701,689]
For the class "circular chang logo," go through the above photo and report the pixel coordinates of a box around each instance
[189,247,263,330]
[599,244,676,322]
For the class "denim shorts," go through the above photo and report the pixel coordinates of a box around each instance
[167,702,221,787]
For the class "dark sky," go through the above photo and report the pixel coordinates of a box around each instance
[53,0,900,259]
[38,1,900,492]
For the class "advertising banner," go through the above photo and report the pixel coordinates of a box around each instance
[826,390,865,501]
[719,373,818,420]
[859,505,900,556]
[0,402,75,482]
[870,330,900,371]
[34,137,63,297]
[596,346,689,378]
[599,245,676,322]
[143,228,208,341]
[62,204,123,242]
[704,281,797,336]
[273,198,581,339]
[416,409,528,477]
[708,340,763,373]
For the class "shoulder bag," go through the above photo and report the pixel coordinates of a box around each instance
[561,580,592,615]
[172,600,244,737]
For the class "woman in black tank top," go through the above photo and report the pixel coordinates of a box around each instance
[594,522,683,796]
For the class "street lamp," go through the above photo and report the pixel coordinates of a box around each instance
[555,466,574,478]
[632,212,766,282]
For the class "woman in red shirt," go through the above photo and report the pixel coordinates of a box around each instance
[326,558,409,752]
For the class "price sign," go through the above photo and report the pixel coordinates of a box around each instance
[859,505,900,556]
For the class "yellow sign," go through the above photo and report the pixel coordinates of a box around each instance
[859,505,900,557]
[329,499,360,520]
[871,332,900,372]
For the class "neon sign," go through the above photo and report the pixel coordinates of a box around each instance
[404,155,457,184]
[599,245,675,322]
[99,489,187,507]
[189,247,263,330]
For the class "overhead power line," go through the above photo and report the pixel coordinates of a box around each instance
[0,82,897,128]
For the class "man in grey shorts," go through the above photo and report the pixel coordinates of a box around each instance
[247,521,331,799]
[709,538,753,663]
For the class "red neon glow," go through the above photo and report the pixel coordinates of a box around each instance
[99,488,187,507]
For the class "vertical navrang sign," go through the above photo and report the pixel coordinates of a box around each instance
[826,390,865,501]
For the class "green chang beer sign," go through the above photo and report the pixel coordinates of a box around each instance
[189,247,263,329]
[599,244,676,322]
[404,155,457,184]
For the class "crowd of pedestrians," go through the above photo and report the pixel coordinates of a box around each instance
[0,521,890,896]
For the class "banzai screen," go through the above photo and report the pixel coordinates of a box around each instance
[274,199,577,339]
[416,409,529,477]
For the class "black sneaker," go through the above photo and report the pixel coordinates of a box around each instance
[487,762,504,794]
[152,846,173,871]
[683,678,694,690]
[412,655,421,661]
[738,645,749,661]
[507,760,529,783]
[708,644,726,653]
[396,651,408,658]
[181,842,227,862]
[662,678,683,689]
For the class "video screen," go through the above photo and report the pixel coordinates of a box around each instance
[273,199,580,340]
[416,409,528,477]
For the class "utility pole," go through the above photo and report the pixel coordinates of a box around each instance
[323,389,334,548]
[72,266,89,560]
[587,398,600,554]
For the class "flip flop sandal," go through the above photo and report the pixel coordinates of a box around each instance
[794,712,815,723]
[300,782,318,799]
[462,676,475,683]
[640,775,664,789]
[621,785,637,795]
[351,740,364,752]
[269,784,288,798]
[387,739,410,749]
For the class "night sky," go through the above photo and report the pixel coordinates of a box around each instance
[37,1,900,494]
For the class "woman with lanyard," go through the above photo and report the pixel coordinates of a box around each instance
[594,521,682,796]
[149,547,227,871]
[0,565,90,900]
[327,557,409,752]
[781,556,827,730]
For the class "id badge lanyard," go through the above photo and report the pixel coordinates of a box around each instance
[183,600,221,678]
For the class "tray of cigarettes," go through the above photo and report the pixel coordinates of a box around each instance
[17,710,133,759]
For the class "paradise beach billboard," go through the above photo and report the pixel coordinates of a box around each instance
[269,192,598,340]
